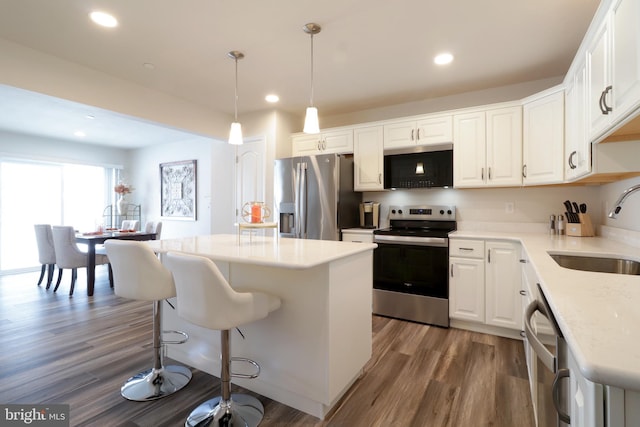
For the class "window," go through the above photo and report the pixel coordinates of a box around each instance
[0,160,116,274]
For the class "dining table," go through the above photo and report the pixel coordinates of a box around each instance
[75,230,157,296]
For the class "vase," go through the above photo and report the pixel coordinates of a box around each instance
[117,195,127,214]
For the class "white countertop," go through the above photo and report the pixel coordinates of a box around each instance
[450,230,640,391]
[146,234,376,269]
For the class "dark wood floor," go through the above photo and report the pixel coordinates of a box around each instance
[0,269,535,427]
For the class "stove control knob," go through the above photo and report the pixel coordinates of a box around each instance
[391,209,396,214]
[398,209,403,214]
[440,209,445,215]
[447,209,452,215]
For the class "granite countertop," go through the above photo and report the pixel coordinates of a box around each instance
[146,234,376,269]
[450,230,640,391]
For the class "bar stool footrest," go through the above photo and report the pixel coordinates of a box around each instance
[230,357,260,379]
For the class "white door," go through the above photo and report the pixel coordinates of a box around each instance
[235,137,266,224]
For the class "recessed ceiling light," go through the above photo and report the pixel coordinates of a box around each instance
[265,94,280,103]
[434,53,454,65]
[85,114,95,120]
[74,131,86,137]
[90,11,118,28]
[143,62,156,70]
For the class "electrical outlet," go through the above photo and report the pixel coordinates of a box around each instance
[505,202,515,214]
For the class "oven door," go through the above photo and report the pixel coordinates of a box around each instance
[373,235,448,298]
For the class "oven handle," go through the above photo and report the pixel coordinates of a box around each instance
[374,235,448,247]
[524,299,556,372]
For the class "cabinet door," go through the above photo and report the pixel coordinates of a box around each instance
[416,115,453,146]
[523,91,565,185]
[587,15,612,140]
[486,106,523,187]
[485,241,522,330]
[565,60,591,180]
[449,256,485,323]
[322,129,353,154]
[568,347,605,427]
[292,134,321,156]
[383,121,415,149]
[612,0,640,119]
[453,111,486,188]
[354,126,384,191]
[341,231,374,243]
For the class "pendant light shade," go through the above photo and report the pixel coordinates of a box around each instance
[303,23,321,134]
[228,51,244,145]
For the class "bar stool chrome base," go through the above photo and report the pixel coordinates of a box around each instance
[121,365,192,401]
[186,394,264,427]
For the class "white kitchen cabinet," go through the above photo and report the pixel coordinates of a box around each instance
[450,238,522,332]
[353,125,384,191]
[568,346,604,427]
[611,0,640,122]
[292,128,353,156]
[485,241,522,330]
[565,59,592,180]
[522,89,565,185]
[587,15,612,140]
[587,0,640,141]
[449,240,485,323]
[341,228,374,243]
[453,105,522,188]
[383,114,452,150]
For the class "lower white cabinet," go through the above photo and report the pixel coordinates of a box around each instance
[449,238,522,331]
[341,228,374,243]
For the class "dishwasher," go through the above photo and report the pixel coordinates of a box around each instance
[524,283,570,427]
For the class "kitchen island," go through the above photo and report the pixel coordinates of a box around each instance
[146,234,376,419]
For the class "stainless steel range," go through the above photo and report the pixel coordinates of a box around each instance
[373,205,456,327]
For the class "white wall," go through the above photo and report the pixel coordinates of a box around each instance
[129,135,237,239]
[0,129,129,167]
[364,184,602,232]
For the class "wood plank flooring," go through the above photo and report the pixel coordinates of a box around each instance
[0,269,535,427]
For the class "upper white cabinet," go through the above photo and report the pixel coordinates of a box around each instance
[383,114,453,150]
[291,128,353,156]
[522,89,565,185]
[454,106,522,188]
[565,59,592,180]
[588,0,640,141]
[353,126,384,191]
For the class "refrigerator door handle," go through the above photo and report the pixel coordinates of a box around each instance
[294,162,302,238]
[299,162,307,238]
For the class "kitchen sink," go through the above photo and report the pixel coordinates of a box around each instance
[550,254,640,275]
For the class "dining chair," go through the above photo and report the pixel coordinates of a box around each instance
[121,220,139,231]
[33,224,60,289]
[51,225,111,295]
[144,221,162,239]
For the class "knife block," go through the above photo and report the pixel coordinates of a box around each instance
[566,213,594,237]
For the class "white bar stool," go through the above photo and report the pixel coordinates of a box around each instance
[104,240,192,401]
[165,251,281,427]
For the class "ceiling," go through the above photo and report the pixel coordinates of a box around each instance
[0,0,601,148]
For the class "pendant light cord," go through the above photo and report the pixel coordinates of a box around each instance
[234,56,239,121]
[309,33,314,107]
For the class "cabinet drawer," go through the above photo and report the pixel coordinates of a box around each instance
[449,239,485,258]
[342,231,374,243]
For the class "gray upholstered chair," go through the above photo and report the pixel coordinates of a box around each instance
[121,220,139,231]
[144,221,163,239]
[51,225,110,295]
[33,224,59,289]
[104,240,192,401]
[165,251,281,427]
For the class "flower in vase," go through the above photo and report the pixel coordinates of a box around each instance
[114,183,133,195]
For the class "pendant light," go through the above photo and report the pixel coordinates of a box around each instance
[303,23,321,134]
[228,50,244,145]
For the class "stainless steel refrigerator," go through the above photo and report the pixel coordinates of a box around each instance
[274,153,360,240]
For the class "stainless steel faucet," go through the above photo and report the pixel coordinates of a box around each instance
[608,183,640,218]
